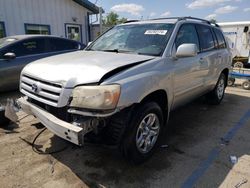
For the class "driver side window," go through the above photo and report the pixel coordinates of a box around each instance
[175,24,200,52]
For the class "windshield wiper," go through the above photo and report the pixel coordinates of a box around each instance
[101,49,138,54]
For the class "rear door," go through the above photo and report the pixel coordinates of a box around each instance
[0,38,48,91]
[47,38,80,55]
[172,23,204,107]
[195,24,218,90]
[213,28,231,80]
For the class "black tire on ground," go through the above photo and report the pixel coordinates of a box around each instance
[0,109,10,126]
[120,102,164,164]
[242,81,250,90]
[102,107,133,145]
[206,73,226,105]
[227,78,235,86]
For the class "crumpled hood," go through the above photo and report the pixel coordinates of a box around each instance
[22,51,154,88]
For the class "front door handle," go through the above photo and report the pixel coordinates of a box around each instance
[199,58,205,63]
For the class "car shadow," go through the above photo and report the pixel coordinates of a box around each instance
[41,91,250,187]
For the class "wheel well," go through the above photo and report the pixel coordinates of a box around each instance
[222,68,229,86]
[140,90,168,113]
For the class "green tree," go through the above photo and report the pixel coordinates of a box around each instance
[103,12,127,26]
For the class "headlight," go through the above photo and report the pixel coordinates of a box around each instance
[70,85,121,110]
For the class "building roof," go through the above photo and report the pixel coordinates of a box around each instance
[73,0,102,14]
[218,21,250,27]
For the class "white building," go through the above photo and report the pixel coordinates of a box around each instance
[0,0,100,45]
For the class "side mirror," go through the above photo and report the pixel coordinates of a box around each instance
[87,42,92,46]
[3,52,16,60]
[176,44,198,58]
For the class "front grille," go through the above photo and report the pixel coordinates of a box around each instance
[20,75,62,106]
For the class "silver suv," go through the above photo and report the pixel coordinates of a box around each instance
[8,17,231,164]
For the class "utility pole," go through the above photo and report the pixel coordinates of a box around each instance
[99,7,103,34]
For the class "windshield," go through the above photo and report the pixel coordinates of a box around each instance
[0,37,18,48]
[88,23,174,56]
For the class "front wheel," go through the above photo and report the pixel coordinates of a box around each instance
[120,102,164,164]
[206,73,226,105]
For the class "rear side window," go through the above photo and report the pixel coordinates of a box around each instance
[213,29,226,49]
[175,24,200,51]
[48,38,79,52]
[3,38,46,57]
[196,25,215,52]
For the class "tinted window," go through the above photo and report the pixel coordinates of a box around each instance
[196,25,215,52]
[214,29,226,49]
[3,38,46,57]
[48,38,79,52]
[175,24,200,51]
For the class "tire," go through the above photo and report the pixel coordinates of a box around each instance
[120,102,164,164]
[206,73,226,105]
[242,81,250,90]
[227,78,235,86]
[233,61,244,68]
[0,109,10,126]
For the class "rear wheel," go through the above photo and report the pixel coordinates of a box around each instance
[227,78,235,86]
[206,73,226,105]
[242,81,250,90]
[120,102,164,164]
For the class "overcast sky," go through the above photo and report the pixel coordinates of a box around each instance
[90,0,250,22]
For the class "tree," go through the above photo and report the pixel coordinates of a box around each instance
[102,12,127,27]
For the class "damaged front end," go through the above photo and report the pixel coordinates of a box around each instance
[5,97,110,146]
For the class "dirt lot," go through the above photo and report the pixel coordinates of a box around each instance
[0,87,250,188]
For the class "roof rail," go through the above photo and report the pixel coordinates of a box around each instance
[150,16,220,27]
[180,16,220,27]
[124,20,139,23]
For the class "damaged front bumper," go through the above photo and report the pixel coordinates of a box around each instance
[6,97,85,146]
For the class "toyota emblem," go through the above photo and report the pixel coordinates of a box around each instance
[31,83,39,93]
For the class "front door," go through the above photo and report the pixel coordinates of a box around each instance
[172,24,204,107]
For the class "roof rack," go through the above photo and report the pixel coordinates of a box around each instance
[150,16,220,27]
[124,20,139,24]
[179,17,220,27]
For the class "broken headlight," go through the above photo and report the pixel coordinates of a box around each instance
[70,85,121,110]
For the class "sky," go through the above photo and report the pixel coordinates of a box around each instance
[89,0,250,22]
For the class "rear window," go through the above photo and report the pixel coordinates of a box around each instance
[196,25,216,52]
[48,38,79,52]
[213,29,227,49]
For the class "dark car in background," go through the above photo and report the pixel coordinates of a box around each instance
[0,35,85,92]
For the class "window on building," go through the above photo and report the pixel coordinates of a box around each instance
[175,24,200,51]
[25,24,50,35]
[196,25,216,52]
[0,22,6,38]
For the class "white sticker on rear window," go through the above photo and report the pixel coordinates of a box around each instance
[144,30,168,35]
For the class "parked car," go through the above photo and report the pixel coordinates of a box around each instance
[0,35,85,92]
[6,17,231,164]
